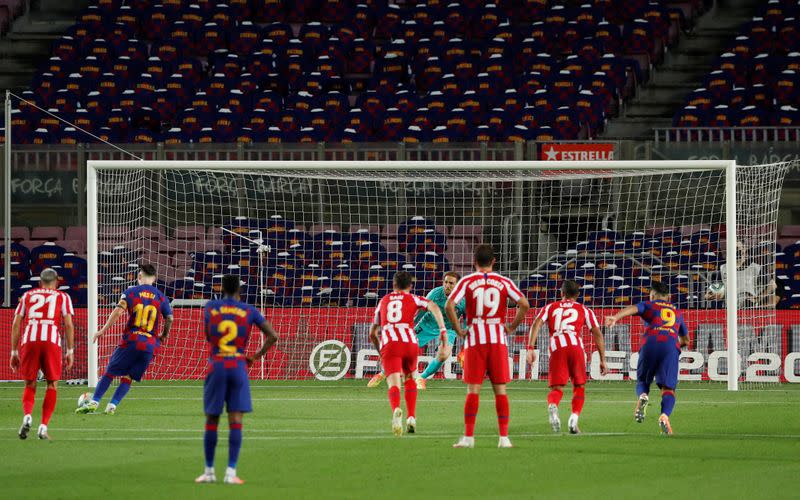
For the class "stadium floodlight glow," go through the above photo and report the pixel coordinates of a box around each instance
[87,160,791,391]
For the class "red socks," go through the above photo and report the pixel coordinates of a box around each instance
[547,388,563,406]
[22,386,35,415]
[388,386,401,411]
[572,386,585,415]
[464,393,479,437]
[404,379,417,418]
[495,394,509,437]
[42,388,57,425]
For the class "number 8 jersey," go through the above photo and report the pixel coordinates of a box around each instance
[374,291,429,347]
[449,272,524,349]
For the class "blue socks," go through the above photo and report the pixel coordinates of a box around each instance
[203,419,243,470]
[93,373,113,403]
[229,423,242,468]
[661,390,676,416]
[204,420,218,468]
[110,377,132,406]
[635,381,650,397]
[420,358,444,379]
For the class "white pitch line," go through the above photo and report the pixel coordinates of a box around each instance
[0,397,791,405]
[1,432,798,442]
[0,384,797,393]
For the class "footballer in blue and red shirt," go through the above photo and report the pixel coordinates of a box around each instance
[605,281,689,435]
[79,264,173,415]
[196,275,278,485]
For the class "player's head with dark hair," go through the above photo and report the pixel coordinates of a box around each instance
[39,268,58,288]
[443,271,461,295]
[137,264,157,285]
[474,244,495,269]
[222,275,241,297]
[561,280,580,299]
[651,281,670,299]
[393,271,414,291]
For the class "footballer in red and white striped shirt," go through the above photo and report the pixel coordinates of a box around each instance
[9,268,75,440]
[446,245,530,449]
[369,271,447,437]
[527,280,607,435]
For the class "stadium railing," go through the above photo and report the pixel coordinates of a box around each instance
[654,127,800,143]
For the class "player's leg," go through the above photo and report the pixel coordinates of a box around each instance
[18,343,40,438]
[106,377,132,414]
[19,379,36,440]
[37,380,58,440]
[223,362,252,484]
[547,348,568,433]
[386,371,404,437]
[225,412,245,484]
[454,347,485,448]
[79,347,128,412]
[402,346,418,433]
[634,346,655,423]
[416,331,441,383]
[567,347,588,435]
[655,347,679,436]
[197,363,225,483]
[197,413,220,483]
[418,330,455,384]
[489,345,512,448]
[34,344,61,439]
[107,351,150,413]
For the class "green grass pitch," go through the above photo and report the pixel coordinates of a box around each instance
[2,380,799,499]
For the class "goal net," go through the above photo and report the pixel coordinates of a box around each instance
[87,160,793,390]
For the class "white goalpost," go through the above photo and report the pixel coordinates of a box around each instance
[85,160,791,391]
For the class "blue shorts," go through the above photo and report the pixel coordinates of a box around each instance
[637,342,680,390]
[203,358,252,415]
[105,345,154,382]
[415,328,457,348]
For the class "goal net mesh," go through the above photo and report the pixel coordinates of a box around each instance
[91,162,791,387]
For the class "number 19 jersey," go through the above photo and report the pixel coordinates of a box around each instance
[449,272,524,348]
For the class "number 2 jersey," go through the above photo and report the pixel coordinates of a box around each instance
[636,299,688,348]
[119,284,173,352]
[535,300,599,354]
[449,271,524,349]
[374,291,429,347]
[204,298,266,358]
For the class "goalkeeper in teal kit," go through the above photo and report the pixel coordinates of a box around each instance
[367,272,466,389]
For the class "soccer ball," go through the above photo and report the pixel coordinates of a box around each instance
[708,282,725,299]
[77,392,92,408]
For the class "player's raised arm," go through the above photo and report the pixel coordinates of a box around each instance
[425,301,448,345]
[604,304,640,327]
[526,315,544,366]
[445,299,465,338]
[93,299,127,343]
[506,295,530,335]
[9,312,23,372]
[63,313,75,369]
[677,316,690,349]
[369,305,382,349]
[160,315,174,344]
[590,325,608,375]
[247,319,279,367]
